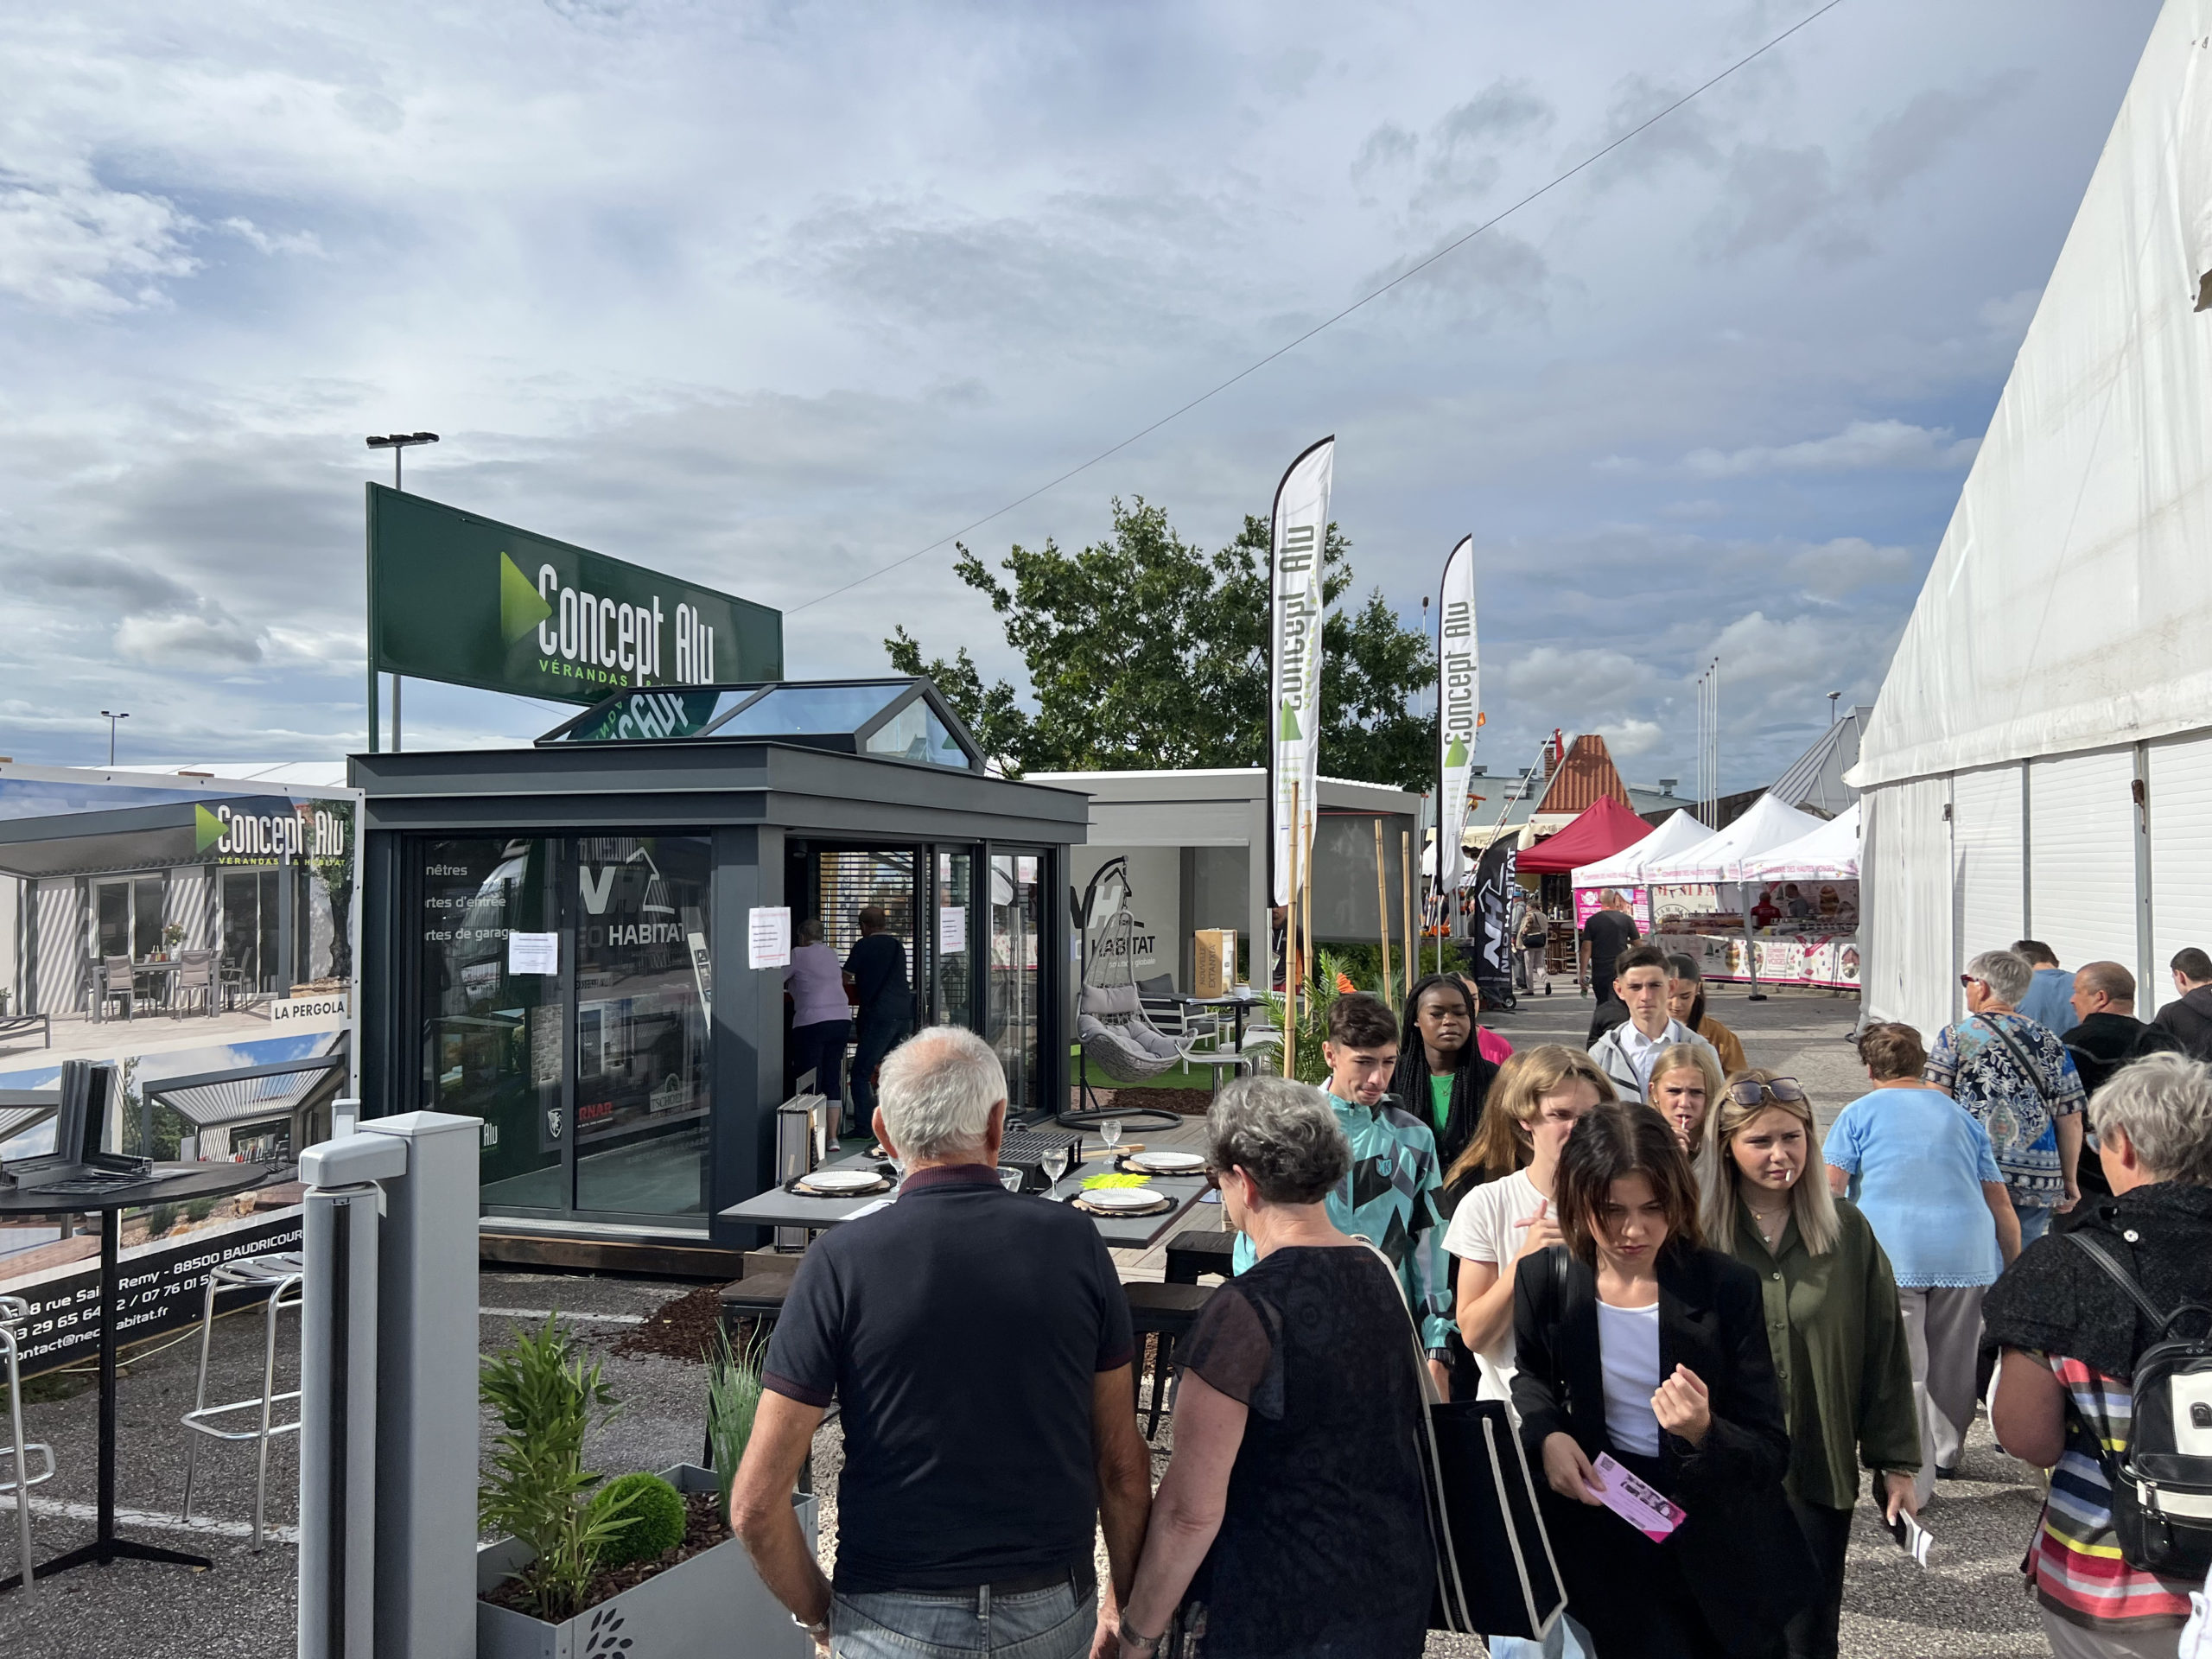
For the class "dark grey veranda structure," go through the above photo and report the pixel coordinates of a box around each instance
[351,677,1085,1250]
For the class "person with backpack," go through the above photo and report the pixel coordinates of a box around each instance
[1986,1052,2212,1659]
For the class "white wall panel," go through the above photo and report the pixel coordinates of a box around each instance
[2026,747,2138,979]
[1864,777,1954,1039]
[33,880,79,1017]
[1953,765,2024,979]
[2149,730,2212,1012]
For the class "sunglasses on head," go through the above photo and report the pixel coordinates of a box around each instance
[1726,1076,1808,1107]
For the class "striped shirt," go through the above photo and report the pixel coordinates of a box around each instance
[2030,1355,2193,1630]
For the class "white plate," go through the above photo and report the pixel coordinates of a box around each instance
[799,1167,881,1193]
[1082,1186,1166,1211]
[1126,1151,1205,1173]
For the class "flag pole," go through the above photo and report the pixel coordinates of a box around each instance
[1284,782,1300,1077]
[1402,830,1414,1000]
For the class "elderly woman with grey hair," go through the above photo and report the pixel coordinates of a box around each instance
[1115,1077,1431,1659]
[1926,948,2088,1246]
[1987,1052,2212,1658]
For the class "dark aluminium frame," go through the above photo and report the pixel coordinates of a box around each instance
[353,737,1082,1248]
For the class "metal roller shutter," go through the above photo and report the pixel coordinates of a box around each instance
[1952,765,2024,984]
[2149,730,2212,1014]
[2025,747,2138,982]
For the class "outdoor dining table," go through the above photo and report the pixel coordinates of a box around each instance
[0,1159,279,1592]
[717,1145,1212,1250]
[1170,992,1262,1052]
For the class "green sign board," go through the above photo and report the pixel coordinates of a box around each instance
[366,484,782,720]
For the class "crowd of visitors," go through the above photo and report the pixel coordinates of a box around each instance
[732,940,2212,1659]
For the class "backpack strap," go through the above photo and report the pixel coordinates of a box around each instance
[1975,1014,2057,1109]
[2069,1231,2171,1329]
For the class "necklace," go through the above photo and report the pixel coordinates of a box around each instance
[1747,1200,1790,1246]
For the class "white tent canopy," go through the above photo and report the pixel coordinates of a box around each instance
[1570,810,1709,888]
[1739,804,1861,882]
[1643,794,1823,884]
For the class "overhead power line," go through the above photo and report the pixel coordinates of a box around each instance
[789,0,1849,614]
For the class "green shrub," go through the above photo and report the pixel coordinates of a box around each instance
[706,1323,769,1517]
[593,1472,686,1568]
[479,1318,638,1620]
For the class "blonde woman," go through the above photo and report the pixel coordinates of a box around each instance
[1649,1043,1726,1155]
[1440,1046,1612,1659]
[1697,1071,1919,1659]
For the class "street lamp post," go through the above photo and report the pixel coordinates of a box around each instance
[364,433,440,753]
[1828,690,1841,726]
[99,710,128,766]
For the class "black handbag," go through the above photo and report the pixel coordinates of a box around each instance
[1358,1240,1568,1638]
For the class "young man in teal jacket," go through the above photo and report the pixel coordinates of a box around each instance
[1231,991,1456,1396]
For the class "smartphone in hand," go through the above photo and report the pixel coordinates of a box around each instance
[1887,1510,1933,1568]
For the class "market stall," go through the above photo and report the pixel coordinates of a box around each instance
[1568,809,1708,930]
[1641,796,1859,991]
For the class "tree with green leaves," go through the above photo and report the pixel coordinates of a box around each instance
[886,498,1433,791]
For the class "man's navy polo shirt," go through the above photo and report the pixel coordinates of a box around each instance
[763,1163,1135,1592]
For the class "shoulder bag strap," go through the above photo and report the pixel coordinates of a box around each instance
[1975,1014,2056,1109]
[2068,1231,2170,1328]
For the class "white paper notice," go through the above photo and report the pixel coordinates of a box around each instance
[747,906,792,969]
[938,906,967,954]
[507,931,558,976]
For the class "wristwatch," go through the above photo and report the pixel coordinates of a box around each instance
[792,1609,830,1643]
[1122,1617,1165,1653]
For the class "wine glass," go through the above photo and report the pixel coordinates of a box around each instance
[1041,1143,1071,1193]
[997,1166,1023,1192]
[1102,1118,1124,1158]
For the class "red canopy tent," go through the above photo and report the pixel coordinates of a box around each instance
[1513,797,1654,874]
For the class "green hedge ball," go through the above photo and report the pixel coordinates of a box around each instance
[594,1472,688,1568]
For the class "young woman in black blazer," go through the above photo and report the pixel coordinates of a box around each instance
[1511,1103,1815,1659]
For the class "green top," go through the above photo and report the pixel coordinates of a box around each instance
[1726,1196,1920,1509]
[1428,1074,1454,1135]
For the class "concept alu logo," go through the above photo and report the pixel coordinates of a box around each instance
[194,804,347,861]
[497,551,720,692]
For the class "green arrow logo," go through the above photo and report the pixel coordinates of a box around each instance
[1444,736,1468,768]
[1278,702,1301,741]
[194,804,226,853]
[499,552,554,645]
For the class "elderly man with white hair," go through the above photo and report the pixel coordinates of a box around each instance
[1928,948,2088,1247]
[731,1026,1154,1659]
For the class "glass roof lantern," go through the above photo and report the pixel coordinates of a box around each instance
[537,677,981,771]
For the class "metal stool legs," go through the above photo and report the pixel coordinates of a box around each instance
[180,1254,302,1548]
[0,1296,56,1601]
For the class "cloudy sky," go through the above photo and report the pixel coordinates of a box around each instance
[0,0,2163,790]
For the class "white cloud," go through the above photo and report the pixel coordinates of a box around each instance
[115,608,265,666]
[1681,420,1980,480]
[1596,717,1663,760]
[0,173,199,314]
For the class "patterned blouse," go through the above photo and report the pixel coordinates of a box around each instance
[1924,1013,2086,1205]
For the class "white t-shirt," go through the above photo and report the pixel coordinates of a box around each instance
[1596,1299,1662,1457]
[1442,1169,1548,1406]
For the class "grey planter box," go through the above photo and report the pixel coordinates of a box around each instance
[478,1465,817,1659]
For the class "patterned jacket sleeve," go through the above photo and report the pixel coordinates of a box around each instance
[1923,1022,1961,1094]
[1409,1141,1455,1353]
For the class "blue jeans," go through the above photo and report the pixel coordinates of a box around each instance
[831,1580,1096,1659]
[1490,1611,1593,1659]
[2016,1203,2054,1246]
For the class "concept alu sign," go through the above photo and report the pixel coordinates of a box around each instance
[367,484,782,713]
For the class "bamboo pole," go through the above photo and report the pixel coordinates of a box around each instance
[1284,783,1300,1077]
[1374,817,1392,1001]
[1402,830,1414,1001]
[1300,809,1314,1014]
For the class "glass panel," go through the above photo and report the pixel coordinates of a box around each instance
[543,688,756,743]
[572,836,712,1219]
[133,877,165,960]
[96,882,130,961]
[711,683,903,738]
[936,849,974,1027]
[418,837,566,1212]
[221,872,260,989]
[817,849,916,964]
[865,698,969,767]
[988,853,1044,1116]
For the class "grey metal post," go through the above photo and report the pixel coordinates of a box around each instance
[363,1112,479,1659]
[298,1141,394,1659]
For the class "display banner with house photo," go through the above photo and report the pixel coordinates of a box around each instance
[0,761,359,1370]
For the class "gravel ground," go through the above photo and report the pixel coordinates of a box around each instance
[0,987,2064,1656]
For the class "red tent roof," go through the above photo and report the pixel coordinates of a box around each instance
[1515,796,1654,874]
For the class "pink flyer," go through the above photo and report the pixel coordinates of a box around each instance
[1592,1453,1686,1542]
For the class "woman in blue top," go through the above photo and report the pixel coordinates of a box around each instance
[1823,1022,2021,1500]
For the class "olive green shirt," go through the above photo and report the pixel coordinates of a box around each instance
[1726,1196,1920,1509]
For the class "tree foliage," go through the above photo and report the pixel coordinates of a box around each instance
[885,499,1433,791]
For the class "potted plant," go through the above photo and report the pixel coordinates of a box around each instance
[162,921,183,960]
[476,1318,814,1659]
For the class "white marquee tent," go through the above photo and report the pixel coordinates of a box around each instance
[1642,795,1824,885]
[1740,804,1861,884]
[1847,0,2212,1037]
[1570,809,1710,889]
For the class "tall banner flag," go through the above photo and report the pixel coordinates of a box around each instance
[1268,436,1334,906]
[1436,534,1478,930]
[1469,836,1517,995]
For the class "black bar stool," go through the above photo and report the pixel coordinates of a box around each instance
[1162,1228,1235,1285]
[1122,1282,1213,1438]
